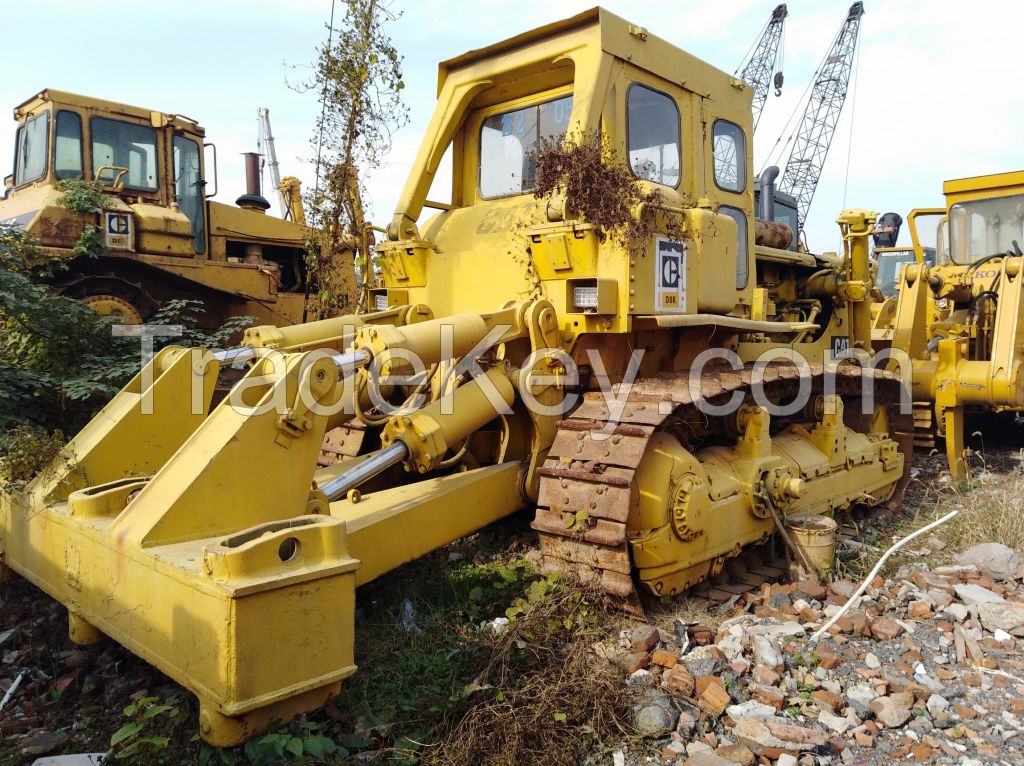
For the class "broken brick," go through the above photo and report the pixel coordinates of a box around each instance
[651,649,677,668]
[811,689,844,713]
[666,664,695,698]
[869,616,904,640]
[752,684,786,711]
[697,682,731,717]
[630,624,660,653]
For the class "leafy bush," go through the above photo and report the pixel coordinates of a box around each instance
[0,225,134,436]
[0,226,253,483]
[109,695,184,762]
[56,178,110,257]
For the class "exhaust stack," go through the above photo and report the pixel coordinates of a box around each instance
[236,152,271,213]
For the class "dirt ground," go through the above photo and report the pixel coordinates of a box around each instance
[0,438,1020,765]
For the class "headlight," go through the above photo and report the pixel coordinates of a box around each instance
[573,286,598,311]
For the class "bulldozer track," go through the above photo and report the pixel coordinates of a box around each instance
[532,362,909,606]
[675,520,865,608]
[912,403,936,449]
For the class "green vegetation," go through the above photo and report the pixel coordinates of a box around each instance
[0,225,252,486]
[55,178,109,258]
[90,529,627,766]
[0,226,134,438]
[302,0,408,316]
[109,696,185,762]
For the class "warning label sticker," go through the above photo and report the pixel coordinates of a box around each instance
[655,238,686,312]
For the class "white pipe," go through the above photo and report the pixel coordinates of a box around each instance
[809,510,959,643]
[0,670,24,710]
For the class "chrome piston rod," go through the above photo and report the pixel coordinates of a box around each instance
[212,346,256,366]
[331,348,372,375]
[320,441,408,501]
[211,346,372,373]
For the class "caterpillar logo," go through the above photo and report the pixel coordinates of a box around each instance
[655,237,686,312]
[104,211,133,251]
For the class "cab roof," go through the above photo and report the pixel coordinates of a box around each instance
[13,89,205,135]
[437,6,748,109]
[944,170,1024,199]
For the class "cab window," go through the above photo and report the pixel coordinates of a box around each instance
[173,135,205,254]
[91,117,158,191]
[479,94,573,198]
[713,120,746,192]
[627,84,680,187]
[720,206,749,288]
[14,112,49,186]
[54,110,83,180]
[950,194,1024,264]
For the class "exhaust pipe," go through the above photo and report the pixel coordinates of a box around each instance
[759,166,780,222]
[236,152,271,213]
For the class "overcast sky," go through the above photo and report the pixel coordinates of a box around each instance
[2,0,1021,252]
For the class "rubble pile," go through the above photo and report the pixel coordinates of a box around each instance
[0,580,172,760]
[608,543,1024,766]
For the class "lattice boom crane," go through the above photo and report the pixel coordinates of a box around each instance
[777,2,865,232]
[736,3,788,131]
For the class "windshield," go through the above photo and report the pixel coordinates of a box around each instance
[949,194,1024,264]
[479,94,573,198]
[14,112,49,186]
[91,117,158,191]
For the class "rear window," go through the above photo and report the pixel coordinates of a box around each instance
[720,206,749,288]
[713,120,746,192]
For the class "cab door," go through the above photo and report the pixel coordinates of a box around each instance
[172,134,207,255]
[702,98,754,305]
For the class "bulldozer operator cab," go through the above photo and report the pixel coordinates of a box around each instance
[0,90,316,326]
[938,172,1024,268]
[380,7,756,326]
[948,192,1024,265]
[5,93,208,254]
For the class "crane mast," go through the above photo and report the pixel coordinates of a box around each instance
[256,107,287,217]
[777,2,865,233]
[736,3,788,131]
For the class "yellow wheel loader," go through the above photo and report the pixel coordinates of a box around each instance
[885,172,1024,476]
[0,90,353,326]
[0,9,909,745]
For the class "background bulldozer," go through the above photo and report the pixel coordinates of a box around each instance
[0,8,908,745]
[882,171,1024,476]
[0,90,355,326]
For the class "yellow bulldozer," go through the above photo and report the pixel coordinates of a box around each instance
[0,8,910,745]
[870,210,939,347]
[0,89,354,325]
[883,171,1024,476]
